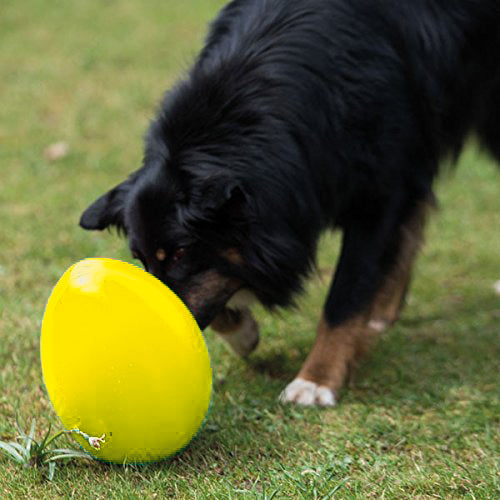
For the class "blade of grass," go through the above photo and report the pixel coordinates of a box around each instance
[43,428,68,450]
[49,448,89,455]
[38,423,53,450]
[267,490,279,500]
[15,416,27,441]
[47,461,56,481]
[5,441,26,455]
[28,420,37,440]
[46,452,94,462]
[323,477,350,499]
[25,419,37,458]
[0,442,25,463]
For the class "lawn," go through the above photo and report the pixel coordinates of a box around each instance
[0,0,499,497]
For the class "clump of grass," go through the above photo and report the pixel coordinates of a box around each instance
[0,419,92,480]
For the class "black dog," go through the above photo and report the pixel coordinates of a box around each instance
[80,0,500,406]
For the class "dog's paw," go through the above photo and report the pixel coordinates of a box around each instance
[279,378,336,407]
[367,318,389,332]
[217,309,259,358]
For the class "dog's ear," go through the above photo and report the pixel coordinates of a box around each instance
[196,177,248,217]
[179,174,250,232]
[219,183,248,219]
[79,178,134,231]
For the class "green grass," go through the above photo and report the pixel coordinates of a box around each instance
[1,0,499,497]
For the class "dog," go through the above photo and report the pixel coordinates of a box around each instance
[80,0,500,406]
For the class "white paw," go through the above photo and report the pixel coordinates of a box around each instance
[218,310,259,358]
[279,378,336,407]
[367,319,389,332]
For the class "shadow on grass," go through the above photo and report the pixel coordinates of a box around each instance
[348,293,499,408]
[242,291,498,411]
[246,351,301,381]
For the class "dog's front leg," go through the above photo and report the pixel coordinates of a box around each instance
[279,314,371,407]
[280,197,428,406]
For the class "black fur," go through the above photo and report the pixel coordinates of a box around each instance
[81,0,500,331]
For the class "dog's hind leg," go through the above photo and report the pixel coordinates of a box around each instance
[477,78,500,163]
[280,196,430,406]
[210,307,260,358]
[366,199,431,335]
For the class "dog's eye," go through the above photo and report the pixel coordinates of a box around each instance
[172,247,187,263]
[156,248,166,261]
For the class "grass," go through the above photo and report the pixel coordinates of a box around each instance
[0,0,499,497]
[0,419,94,481]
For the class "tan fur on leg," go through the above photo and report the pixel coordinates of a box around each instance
[280,314,367,405]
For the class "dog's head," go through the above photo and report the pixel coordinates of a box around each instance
[79,59,314,325]
[80,157,251,329]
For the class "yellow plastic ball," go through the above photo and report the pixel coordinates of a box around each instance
[41,258,212,464]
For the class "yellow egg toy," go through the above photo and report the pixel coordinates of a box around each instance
[41,258,212,464]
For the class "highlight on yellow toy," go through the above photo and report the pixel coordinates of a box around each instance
[40,258,212,464]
